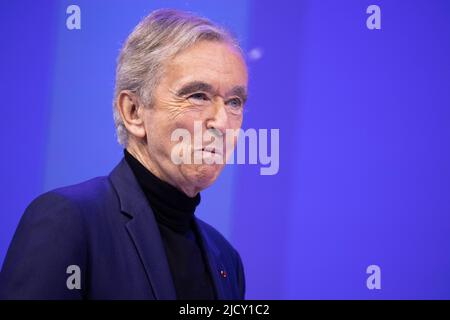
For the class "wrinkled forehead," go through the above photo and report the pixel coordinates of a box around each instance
[161,41,248,94]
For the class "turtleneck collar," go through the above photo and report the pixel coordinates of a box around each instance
[124,149,201,233]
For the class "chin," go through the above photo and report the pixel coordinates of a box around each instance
[186,163,223,190]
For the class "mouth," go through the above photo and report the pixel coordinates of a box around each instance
[200,147,222,157]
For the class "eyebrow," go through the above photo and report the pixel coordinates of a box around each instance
[176,81,248,103]
[176,81,214,96]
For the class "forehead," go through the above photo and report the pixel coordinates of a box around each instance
[163,41,248,90]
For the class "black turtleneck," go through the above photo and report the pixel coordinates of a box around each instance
[124,150,216,300]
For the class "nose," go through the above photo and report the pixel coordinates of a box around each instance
[205,100,228,135]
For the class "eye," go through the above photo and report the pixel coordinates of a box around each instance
[188,92,210,103]
[226,97,243,109]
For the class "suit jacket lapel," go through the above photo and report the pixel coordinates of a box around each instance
[109,159,176,300]
[194,220,230,300]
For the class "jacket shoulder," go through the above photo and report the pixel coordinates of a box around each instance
[0,176,114,299]
[51,176,115,209]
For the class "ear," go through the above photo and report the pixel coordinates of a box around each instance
[116,90,146,140]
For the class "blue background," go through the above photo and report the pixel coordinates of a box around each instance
[1,0,450,299]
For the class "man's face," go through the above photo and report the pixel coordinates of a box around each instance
[141,41,248,196]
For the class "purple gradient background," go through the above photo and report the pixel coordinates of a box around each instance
[1,0,449,299]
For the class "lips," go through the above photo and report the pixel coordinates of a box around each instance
[200,147,222,156]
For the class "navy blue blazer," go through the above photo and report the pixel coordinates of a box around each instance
[0,159,245,299]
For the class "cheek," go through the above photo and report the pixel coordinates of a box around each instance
[228,114,243,136]
[225,115,243,150]
[144,112,166,140]
[142,111,178,158]
[173,109,204,136]
[230,114,243,129]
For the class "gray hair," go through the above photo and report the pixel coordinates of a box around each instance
[113,8,242,146]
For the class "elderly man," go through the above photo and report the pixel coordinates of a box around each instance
[0,9,247,300]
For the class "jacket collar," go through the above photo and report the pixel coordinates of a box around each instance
[109,158,176,299]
